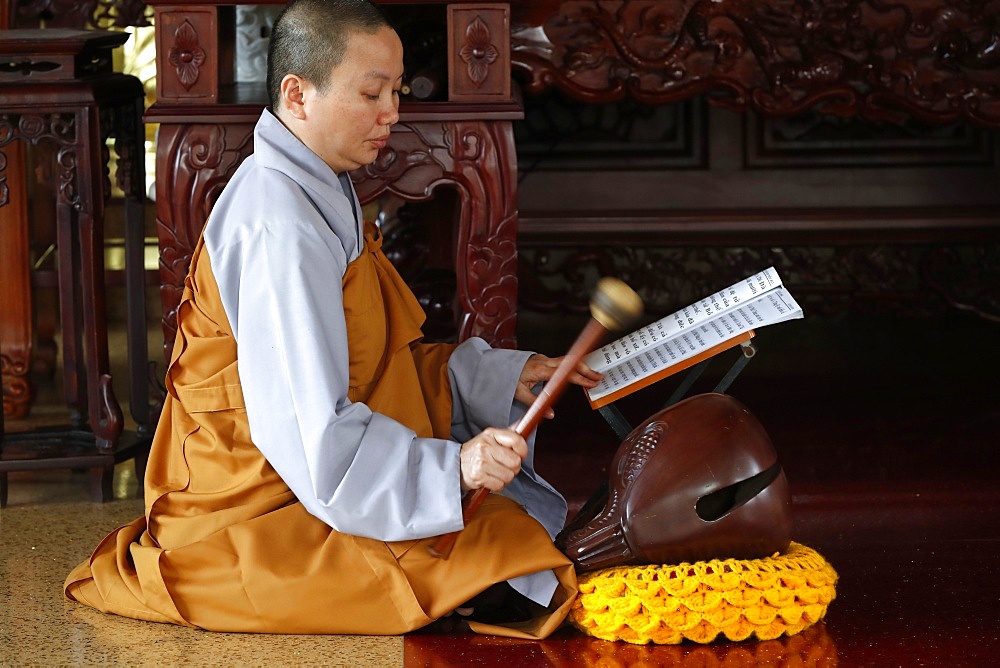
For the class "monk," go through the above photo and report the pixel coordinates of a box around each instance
[64,0,601,638]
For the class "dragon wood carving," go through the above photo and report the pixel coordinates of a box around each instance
[512,0,1000,126]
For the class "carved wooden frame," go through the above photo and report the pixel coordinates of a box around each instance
[355,119,520,347]
[448,3,512,102]
[154,115,520,357]
[153,120,255,360]
[511,0,1000,128]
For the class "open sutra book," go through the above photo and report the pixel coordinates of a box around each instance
[584,267,803,409]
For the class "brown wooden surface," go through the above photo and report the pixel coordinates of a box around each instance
[152,5,232,102]
[0,30,152,505]
[510,0,1000,127]
[448,4,511,102]
[0,142,32,420]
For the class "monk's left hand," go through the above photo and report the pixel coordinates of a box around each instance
[514,353,603,417]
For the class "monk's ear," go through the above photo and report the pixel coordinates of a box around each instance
[280,74,308,120]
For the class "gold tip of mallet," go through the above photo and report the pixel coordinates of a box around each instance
[590,277,644,332]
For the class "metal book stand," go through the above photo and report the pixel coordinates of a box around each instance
[595,339,759,442]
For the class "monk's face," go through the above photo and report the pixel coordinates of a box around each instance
[292,26,404,174]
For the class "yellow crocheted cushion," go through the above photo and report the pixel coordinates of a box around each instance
[569,542,838,645]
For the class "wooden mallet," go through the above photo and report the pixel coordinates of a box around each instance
[428,276,643,558]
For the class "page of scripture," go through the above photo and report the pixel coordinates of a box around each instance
[584,268,803,408]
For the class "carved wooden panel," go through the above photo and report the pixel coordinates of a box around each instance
[0,112,90,428]
[154,6,234,102]
[154,121,255,360]
[0,30,148,451]
[448,4,512,102]
[515,91,706,171]
[354,119,520,347]
[148,1,524,353]
[155,117,521,356]
[511,0,1000,128]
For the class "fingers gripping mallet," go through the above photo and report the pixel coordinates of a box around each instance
[428,277,644,558]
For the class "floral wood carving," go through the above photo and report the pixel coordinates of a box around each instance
[354,120,520,348]
[167,20,206,90]
[0,113,79,209]
[155,123,255,360]
[460,16,500,86]
[511,0,1000,127]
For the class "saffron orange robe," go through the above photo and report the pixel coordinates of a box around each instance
[65,112,576,638]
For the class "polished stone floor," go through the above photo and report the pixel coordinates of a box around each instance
[0,469,405,665]
[2,313,998,665]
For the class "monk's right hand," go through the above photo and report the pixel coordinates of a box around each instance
[459,427,528,493]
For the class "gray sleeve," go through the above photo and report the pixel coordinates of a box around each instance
[447,338,568,540]
[448,338,534,441]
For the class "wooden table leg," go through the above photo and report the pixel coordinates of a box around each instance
[55,191,87,428]
[0,141,33,421]
[118,96,154,436]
